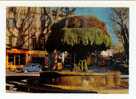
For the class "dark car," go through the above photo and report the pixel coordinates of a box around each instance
[23,63,43,73]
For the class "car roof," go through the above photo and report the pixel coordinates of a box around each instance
[25,63,41,66]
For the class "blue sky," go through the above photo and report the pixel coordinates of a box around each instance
[75,8,118,44]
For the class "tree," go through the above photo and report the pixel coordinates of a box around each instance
[111,8,129,64]
[6,7,76,50]
[37,8,75,50]
[46,16,112,71]
[113,41,124,54]
[7,7,36,49]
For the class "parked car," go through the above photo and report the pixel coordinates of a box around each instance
[23,63,43,73]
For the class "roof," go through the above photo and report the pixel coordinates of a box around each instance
[6,48,48,55]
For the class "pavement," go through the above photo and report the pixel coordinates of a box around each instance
[6,71,40,77]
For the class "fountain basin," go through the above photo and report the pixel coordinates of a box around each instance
[40,71,121,89]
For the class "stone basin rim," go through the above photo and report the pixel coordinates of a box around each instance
[40,71,107,76]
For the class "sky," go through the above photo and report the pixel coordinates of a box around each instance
[75,8,118,44]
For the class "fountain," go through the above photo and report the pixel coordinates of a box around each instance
[40,71,121,92]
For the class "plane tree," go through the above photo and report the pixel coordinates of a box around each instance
[111,8,129,64]
[46,16,112,71]
[6,7,76,50]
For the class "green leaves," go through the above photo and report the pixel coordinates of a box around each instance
[62,27,112,47]
[103,34,112,47]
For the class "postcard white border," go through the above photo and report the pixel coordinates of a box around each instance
[0,1,136,99]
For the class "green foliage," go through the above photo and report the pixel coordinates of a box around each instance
[95,28,104,45]
[103,34,112,47]
[62,27,112,47]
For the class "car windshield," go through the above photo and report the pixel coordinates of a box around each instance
[25,63,40,67]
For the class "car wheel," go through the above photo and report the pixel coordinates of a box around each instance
[24,70,28,73]
[39,69,42,72]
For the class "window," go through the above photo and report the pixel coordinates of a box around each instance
[8,54,14,64]
[19,54,26,65]
[32,57,44,65]
[15,54,26,65]
[15,54,20,65]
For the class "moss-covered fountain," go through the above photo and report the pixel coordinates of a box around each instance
[41,16,121,92]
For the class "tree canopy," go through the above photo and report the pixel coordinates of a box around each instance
[62,27,112,47]
[111,8,129,64]
[46,16,112,53]
[6,7,76,49]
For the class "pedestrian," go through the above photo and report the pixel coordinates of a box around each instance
[44,54,49,70]
[51,49,58,71]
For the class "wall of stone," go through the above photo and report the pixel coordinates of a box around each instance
[40,71,121,89]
